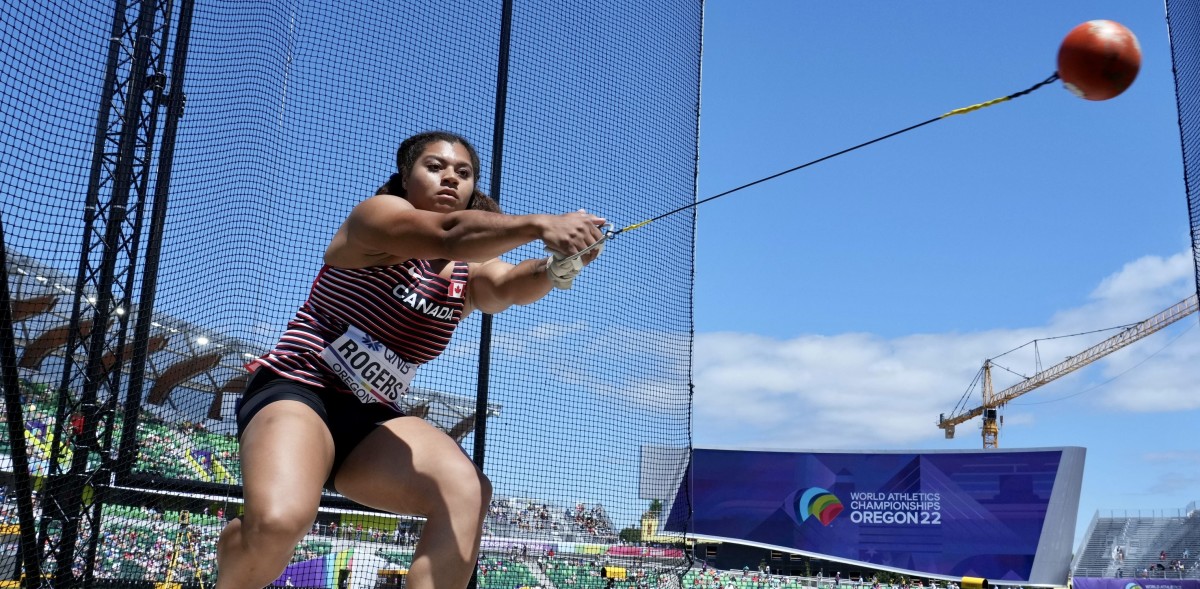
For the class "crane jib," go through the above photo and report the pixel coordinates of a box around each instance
[937,293,1198,447]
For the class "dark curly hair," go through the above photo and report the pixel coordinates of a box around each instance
[375,130,500,213]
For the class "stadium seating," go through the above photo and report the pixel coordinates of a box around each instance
[477,558,543,589]
[1,380,683,588]
[1072,506,1200,579]
[0,382,244,483]
[485,497,619,543]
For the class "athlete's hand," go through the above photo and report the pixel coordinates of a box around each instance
[579,231,604,267]
[539,209,605,257]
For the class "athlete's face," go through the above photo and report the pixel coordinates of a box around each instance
[403,140,476,213]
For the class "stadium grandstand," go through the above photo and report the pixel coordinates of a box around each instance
[1072,503,1200,580]
[0,493,680,588]
[3,250,500,446]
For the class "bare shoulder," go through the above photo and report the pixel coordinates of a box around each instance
[354,192,416,217]
[324,194,416,268]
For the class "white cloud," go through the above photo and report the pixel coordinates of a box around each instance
[1089,252,1193,303]
[693,251,1198,449]
[1049,251,1194,332]
[1095,324,1200,411]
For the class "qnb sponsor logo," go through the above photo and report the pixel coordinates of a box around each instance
[392,284,455,320]
[796,487,843,526]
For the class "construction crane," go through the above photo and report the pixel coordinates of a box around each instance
[937,293,1198,448]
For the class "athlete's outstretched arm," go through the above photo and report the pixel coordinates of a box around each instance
[467,247,601,314]
[467,258,553,314]
[326,194,604,265]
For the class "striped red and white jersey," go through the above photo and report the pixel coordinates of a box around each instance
[248,258,469,394]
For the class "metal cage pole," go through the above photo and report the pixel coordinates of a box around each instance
[468,2,514,589]
[0,214,44,588]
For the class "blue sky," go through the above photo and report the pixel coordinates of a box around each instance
[692,1,1197,550]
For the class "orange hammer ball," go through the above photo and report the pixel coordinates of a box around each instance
[1057,20,1142,101]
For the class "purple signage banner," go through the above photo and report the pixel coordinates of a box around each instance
[668,448,1066,581]
[276,556,328,587]
[1073,580,1200,589]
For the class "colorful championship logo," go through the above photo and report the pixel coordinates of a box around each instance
[795,487,843,526]
[1124,583,1142,589]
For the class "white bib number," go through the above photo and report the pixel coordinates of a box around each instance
[320,325,417,407]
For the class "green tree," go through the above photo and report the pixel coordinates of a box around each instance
[619,526,642,543]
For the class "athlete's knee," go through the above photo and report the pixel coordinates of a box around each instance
[471,468,493,513]
[216,516,298,589]
[240,506,314,552]
[443,460,491,518]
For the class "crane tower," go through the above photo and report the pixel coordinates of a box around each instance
[937,294,1198,448]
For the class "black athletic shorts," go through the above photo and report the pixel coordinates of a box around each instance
[236,369,403,491]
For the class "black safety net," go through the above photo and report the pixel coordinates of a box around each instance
[0,0,699,587]
[1168,0,1200,309]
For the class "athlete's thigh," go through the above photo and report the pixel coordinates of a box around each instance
[240,400,335,516]
[333,416,484,515]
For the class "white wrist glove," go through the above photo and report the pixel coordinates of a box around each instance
[544,228,608,290]
[545,251,584,290]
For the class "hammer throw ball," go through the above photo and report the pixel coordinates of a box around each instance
[1057,20,1141,101]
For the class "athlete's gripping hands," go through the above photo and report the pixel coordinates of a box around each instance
[543,211,604,290]
[216,131,603,589]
